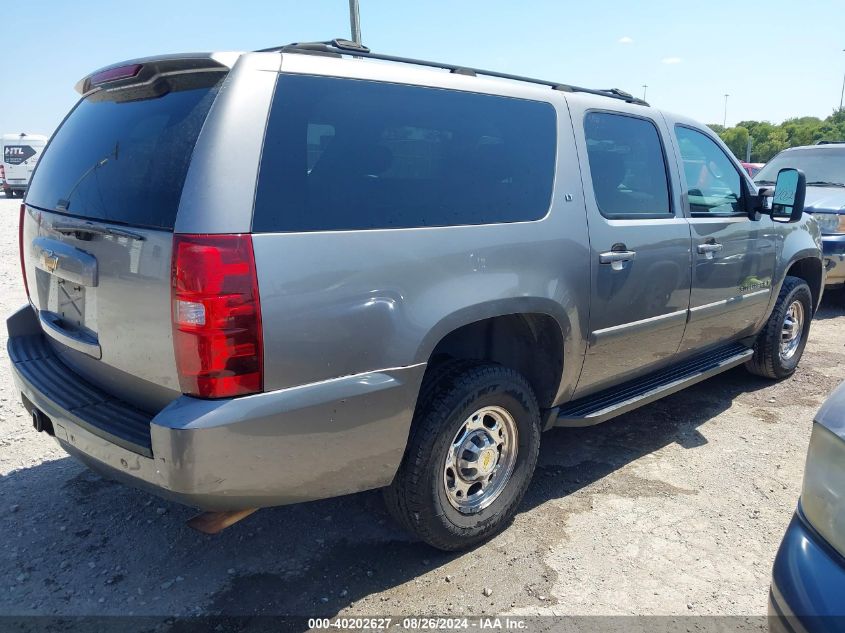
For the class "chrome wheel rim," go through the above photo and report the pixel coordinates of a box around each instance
[443,405,518,514]
[780,300,805,361]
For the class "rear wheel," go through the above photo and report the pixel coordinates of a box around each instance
[384,362,541,551]
[745,276,813,379]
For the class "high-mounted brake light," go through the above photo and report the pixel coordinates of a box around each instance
[90,64,142,86]
[18,204,29,300]
[171,234,263,398]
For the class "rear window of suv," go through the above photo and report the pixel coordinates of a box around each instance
[253,74,557,232]
[26,75,223,230]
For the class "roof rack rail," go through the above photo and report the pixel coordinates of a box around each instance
[257,39,650,107]
[814,139,845,145]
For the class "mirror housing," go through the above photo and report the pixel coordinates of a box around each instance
[743,180,762,221]
[770,168,806,223]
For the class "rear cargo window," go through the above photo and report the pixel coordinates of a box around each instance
[26,76,223,230]
[253,75,557,232]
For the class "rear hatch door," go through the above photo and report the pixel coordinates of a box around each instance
[22,63,227,412]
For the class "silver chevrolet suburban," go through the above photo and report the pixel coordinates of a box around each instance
[8,39,824,551]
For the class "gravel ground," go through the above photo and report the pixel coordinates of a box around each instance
[0,194,843,622]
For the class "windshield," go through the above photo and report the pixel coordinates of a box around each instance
[26,75,223,230]
[754,148,845,187]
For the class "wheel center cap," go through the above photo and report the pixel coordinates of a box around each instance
[477,448,498,476]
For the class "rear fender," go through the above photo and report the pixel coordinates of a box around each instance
[414,298,581,405]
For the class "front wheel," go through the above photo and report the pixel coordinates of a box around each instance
[745,276,813,379]
[384,362,541,551]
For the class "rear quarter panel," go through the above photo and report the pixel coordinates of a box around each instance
[175,52,281,234]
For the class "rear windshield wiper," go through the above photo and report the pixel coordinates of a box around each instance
[807,181,845,188]
[52,221,146,241]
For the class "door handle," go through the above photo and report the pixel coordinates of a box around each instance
[599,250,637,271]
[697,242,723,259]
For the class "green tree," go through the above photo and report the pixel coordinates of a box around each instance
[782,117,822,147]
[754,128,789,162]
[707,109,845,162]
[720,126,750,160]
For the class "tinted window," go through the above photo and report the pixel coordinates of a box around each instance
[253,75,557,232]
[675,126,743,216]
[26,76,222,230]
[584,112,672,218]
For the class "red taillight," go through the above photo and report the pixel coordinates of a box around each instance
[1,165,6,183]
[19,204,29,300]
[171,234,263,398]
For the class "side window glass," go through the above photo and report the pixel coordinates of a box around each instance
[253,75,557,232]
[675,126,743,216]
[584,112,672,218]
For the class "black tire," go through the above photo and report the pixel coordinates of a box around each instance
[384,362,541,551]
[745,276,813,379]
[3,190,13,198]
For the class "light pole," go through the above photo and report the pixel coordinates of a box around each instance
[839,49,845,111]
[642,84,648,101]
[349,0,362,45]
[723,94,730,127]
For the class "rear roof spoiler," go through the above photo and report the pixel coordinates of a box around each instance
[75,52,243,96]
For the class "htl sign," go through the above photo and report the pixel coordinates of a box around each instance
[4,145,37,166]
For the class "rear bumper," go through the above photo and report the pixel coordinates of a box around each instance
[822,236,845,289]
[8,305,424,510]
[769,509,845,633]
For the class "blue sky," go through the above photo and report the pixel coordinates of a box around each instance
[3,0,843,135]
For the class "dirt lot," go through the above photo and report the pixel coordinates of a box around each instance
[0,194,843,622]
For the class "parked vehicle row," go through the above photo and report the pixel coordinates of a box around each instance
[7,39,823,552]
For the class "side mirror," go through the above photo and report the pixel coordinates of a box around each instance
[770,168,806,223]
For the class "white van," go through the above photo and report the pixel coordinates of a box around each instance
[2,133,48,197]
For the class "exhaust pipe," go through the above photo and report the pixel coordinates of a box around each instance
[31,408,54,436]
[187,508,258,535]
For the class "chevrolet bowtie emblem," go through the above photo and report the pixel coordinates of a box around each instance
[42,250,59,273]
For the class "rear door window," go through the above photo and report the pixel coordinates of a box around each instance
[26,75,223,230]
[583,112,673,219]
[253,75,557,232]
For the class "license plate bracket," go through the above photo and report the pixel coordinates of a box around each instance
[54,280,86,327]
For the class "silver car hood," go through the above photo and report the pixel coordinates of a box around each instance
[804,186,845,214]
